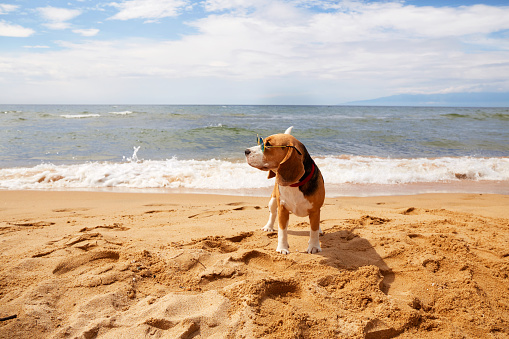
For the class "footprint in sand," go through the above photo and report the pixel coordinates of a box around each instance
[232,249,293,272]
[232,206,262,211]
[32,230,124,258]
[187,210,230,219]
[188,205,261,218]
[79,223,130,232]
[9,221,55,227]
[52,208,90,213]
[189,232,253,253]
[144,210,176,214]
[226,202,262,211]
[225,202,244,206]
[257,278,301,303]
[356,215,391,226]
[52,250,120,275]
[400,207,428,215]
[143,203,179,207]
[2,221,55,235]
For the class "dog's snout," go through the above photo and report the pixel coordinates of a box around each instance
[245,149,251,156]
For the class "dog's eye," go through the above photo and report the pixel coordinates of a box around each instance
[265,141,271,147]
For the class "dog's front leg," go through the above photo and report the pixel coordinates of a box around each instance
[276,206,290,254]
[261,197,277,232]
[307,210,322,254]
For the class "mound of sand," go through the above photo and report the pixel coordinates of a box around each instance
[0,191,508,338]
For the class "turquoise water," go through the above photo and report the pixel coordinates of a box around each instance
[1,105,508,196]
[2,105,508,166]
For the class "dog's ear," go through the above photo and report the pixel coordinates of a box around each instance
[267,170,276,179]
[276,146,305,186]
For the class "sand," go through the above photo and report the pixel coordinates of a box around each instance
[0,190,508,338]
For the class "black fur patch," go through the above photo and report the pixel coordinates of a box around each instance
[298,147,322,197]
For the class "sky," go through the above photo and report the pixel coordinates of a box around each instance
[1,0,509,105]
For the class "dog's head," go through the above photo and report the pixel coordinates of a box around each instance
[245,133,308,186]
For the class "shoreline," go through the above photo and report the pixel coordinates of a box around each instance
[1,191,508,338]
[1,156,508,195]
[0,177,508,197]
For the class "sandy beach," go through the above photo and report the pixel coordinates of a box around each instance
[0,191,508,338]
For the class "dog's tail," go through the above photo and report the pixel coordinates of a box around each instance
[284,126,294,135]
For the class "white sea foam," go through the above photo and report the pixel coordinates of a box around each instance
[60,114,101,119]
[0,156,508,195]
[318,156,509,184]
[0,159,269,191]
[109,111,133,115]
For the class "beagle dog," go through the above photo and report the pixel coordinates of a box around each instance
[245,128,325,254]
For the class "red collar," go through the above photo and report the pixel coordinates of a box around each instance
[289,163,315,187]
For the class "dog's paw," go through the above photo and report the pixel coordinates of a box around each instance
[306,245,322,254]
[276,243,290,254]
[276,248,290,255]
[261,224,275,232]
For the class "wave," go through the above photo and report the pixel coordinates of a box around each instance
[1,156,507,195]
[0,158,267,191]
[441,111,509,121]
[109,111,134,115]
[318,156,509,184]
[60,114,101,119]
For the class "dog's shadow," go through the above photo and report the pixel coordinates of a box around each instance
[288,227,395,294]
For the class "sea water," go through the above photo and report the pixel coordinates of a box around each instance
[1,105,508,196]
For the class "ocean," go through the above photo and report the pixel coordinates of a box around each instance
[1,104,508,197]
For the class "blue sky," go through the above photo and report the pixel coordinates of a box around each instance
[1,0,509,104]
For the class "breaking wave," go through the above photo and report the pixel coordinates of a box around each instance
[1,156,507,196]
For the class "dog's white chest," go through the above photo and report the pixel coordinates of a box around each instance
[278,185,312,217]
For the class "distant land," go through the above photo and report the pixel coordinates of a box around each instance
[344,92,509,107]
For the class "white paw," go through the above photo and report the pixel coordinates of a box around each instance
[276,244,290,254]
[261,224,275,232]
[306,245,322,254]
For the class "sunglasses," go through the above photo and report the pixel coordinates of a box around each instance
[257,135,302,155]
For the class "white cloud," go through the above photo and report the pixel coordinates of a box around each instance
[37,6,82,22]
[2,1,509,104]
[73,28,100,36]
[108,0,189,20]
[0,20,35,37]
[44,22,71,30]
[203,0,256,12]
[0,3,33,37]
[0,4,18,14]
[37,6,82,30]
[23,45,50,49]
